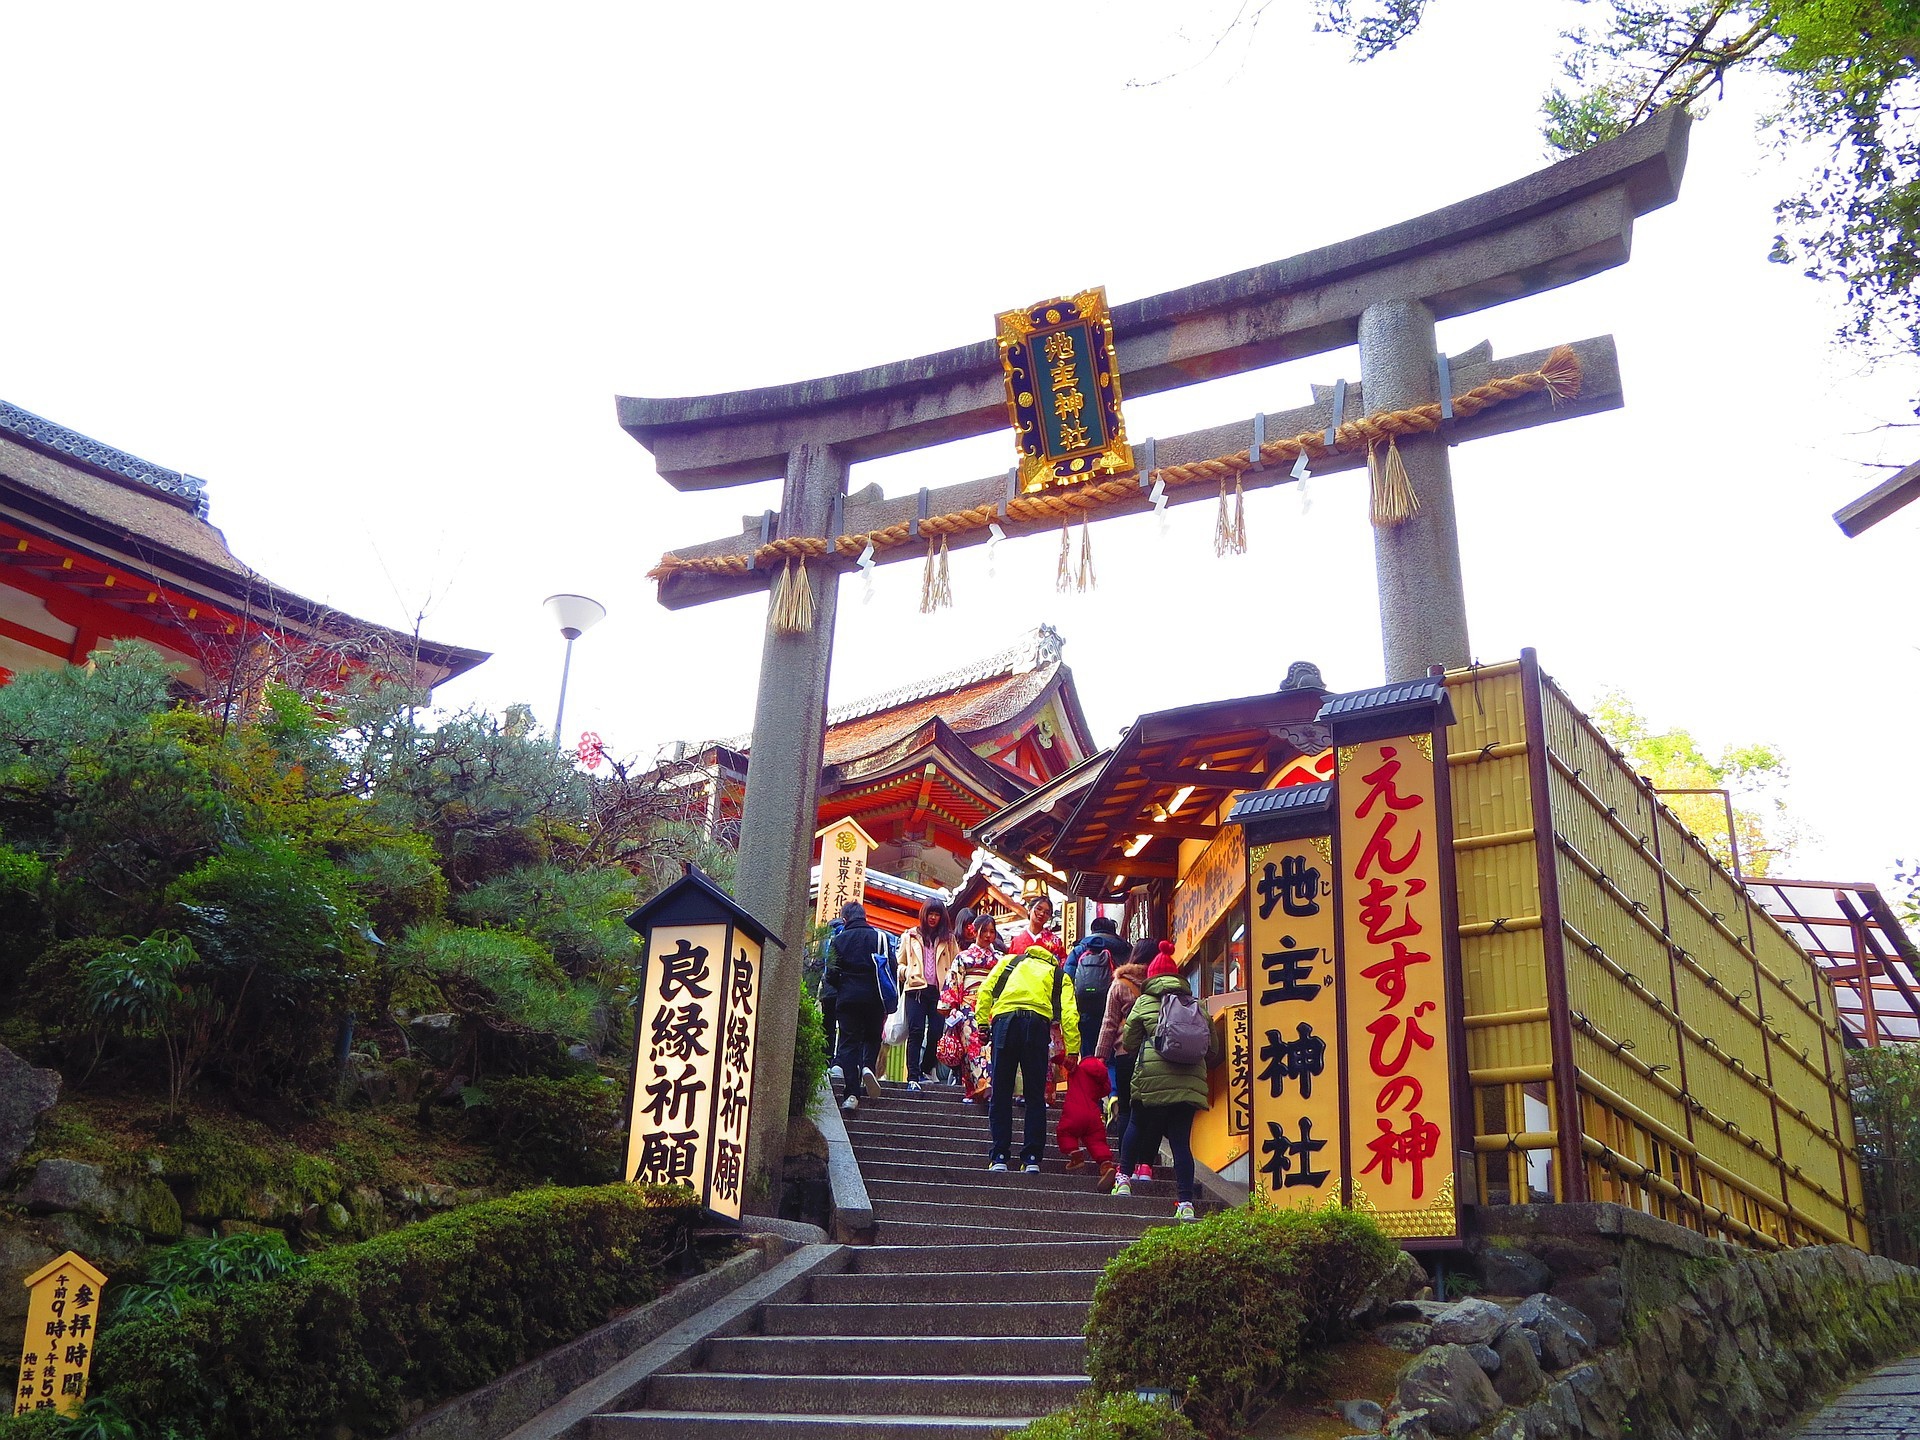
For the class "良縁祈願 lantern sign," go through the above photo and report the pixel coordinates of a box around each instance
[995,287,1133,495]
[625,869,782,1220]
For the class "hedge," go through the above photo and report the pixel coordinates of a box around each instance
[1085,1203,1398,1438]
[90,1183,700,1440]
[1004,1393,1202,1440]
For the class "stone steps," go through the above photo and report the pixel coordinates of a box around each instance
[639,1372,1086,1417]
[760,1300,1093,1336]
[697,1335,1087,1375]
[806,1267,1101,1302]
[590,1411,1045,1439]
[840,1241,1129,1274]
[870,1195,1166,1238]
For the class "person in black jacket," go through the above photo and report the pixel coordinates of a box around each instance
[1065,916,1131,1059]
[825,901,891,1113]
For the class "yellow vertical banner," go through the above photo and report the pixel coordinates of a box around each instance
[14,1252,106,1417]
[1227,1002,1252,1137]
[627,922,729,1196]
[707,930,763,1220]
[1337,733,1459,1239]
[1248,836,1342,1205]
[814,818,875,927]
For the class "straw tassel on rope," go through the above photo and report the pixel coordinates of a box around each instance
[768,555,815,635]
[918,536,952,614]
[1232,475,1247,554]
[1076,515,1096,592]
[1368,436,1420,528]
[1213,478,1234,557]
[1056,519,1072,593]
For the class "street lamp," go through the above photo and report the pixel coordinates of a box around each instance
[543,593,606,755]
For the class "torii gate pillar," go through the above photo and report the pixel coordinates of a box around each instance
[1360,298,1471,679]
[734,441,844,1206]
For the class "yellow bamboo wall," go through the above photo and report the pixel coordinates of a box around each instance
[1441,659,1867,1251]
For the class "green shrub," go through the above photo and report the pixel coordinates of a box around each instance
[109,1231,306,1324]
[92,1183,698,1440]
[475,1073,622,1183]
[1006,1393,1202,1440]
[1085,1203,1397,1438]
[791,984,827,1116]
[0,1408,72,1440]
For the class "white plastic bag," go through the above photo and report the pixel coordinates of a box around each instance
[882,1000,908,1047]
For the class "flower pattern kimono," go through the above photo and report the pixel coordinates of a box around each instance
[939,941,1000,1100]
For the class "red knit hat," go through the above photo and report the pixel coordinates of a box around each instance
[1146,940,1181,981]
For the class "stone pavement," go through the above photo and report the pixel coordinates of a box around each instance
[1798,1355,1920,1437]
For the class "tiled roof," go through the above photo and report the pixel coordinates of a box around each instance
[823,665,1058,766]
[825,624,1064,726]
[0,400,209,515]
[1315,676,1448,720]
[1227,782,1333,824]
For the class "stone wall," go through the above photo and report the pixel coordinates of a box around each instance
[1370,1203,1920,1440]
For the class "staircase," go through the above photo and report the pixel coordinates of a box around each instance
[592,1079,1197,1438]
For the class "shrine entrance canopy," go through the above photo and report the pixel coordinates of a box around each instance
[621,109,1687,609]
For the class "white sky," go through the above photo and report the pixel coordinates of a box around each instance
[2,0,1915,890]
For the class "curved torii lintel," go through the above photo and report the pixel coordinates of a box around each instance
[618,110,1688,490]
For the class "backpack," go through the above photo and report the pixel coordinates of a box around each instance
[1073,937,1118,1001]
[1151,988,1212,1065]
[988,952,1064,1023]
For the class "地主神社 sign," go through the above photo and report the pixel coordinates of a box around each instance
[625,869,780,1220]
[996,287,1133,494]
[14,1251,105,1416]
[813,817,875,927]
[1227,676,1465,1244]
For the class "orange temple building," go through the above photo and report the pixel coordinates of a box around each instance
[0,399,484,695]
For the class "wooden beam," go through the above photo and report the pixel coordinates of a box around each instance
[652,335,1624,609]
[1088,861,1179,880]
[1146,820,1220,842]
[1834,458,1920,537]
[1140,765,1265,790]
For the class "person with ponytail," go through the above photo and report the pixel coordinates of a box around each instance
[1095,936,1156,1170]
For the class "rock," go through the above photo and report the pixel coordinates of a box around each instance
[1554,1270,1626,1346]
[1492,1324,1546,1405]
[1383,1410,1436,1440]
[421,1183,457,1209]
[1338,1397,1385,1433]
[1511,1293,1597,1370]
[15,1159,110,1217]
[346,1052,392,1107]
[1474,1240,1553,1297]
[1375,1321,1435,1352]
[1430,1296,1510,1346]
[0,1048,60,1183]
[0,1223,60,1349]
[1373,1249,1431,1305]
[1485,1419,1527,1440]
[566,1043,596,1064]
[1382,1299,1453,1323]
[1466,1343,1502,1374]
[1395,1343,1504,1436]
[322,1201,352,1234]
[37,1212,146,1268]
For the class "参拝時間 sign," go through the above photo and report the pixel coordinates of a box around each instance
[995,287,1133,494]
[1327,677,1461,1242]
[14,1251,105,1417]
[624,870,780,1221]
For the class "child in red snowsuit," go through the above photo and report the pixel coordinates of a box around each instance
[1058,1055,1117,1189]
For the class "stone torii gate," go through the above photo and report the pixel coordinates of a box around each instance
[618,112,1690,1206]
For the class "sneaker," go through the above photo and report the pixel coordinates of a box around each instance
[861,1068,883,1100]
[1174,1201,1197,1221]
[841,1095,859,1114]
[1065,1149,1088,1172]
[906,1080,923,1092]
[829,1065,845,1086]
[1111,1178,1132,1197]
[988,1160,1009,1173]
[1023,1162,1042,1174]
[1132,1165,1154,1182]
[1097,1162,1118,1193]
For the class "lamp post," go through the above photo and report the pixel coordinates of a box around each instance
[543,593,606,756]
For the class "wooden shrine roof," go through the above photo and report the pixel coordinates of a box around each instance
[0,400,487,689]
[1047,682,1331,897]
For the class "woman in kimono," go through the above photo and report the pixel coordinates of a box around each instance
[939,907,1001,1102]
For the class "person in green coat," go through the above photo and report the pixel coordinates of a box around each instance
[1112,940,1220,1218]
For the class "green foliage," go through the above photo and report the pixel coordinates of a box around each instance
[452,860,640,983]
[1005,1393,1202,1440]
[473,1074,622,1183]
[1317,0,1920,361]
[83,932,212,1117]
[1085,1203,1397,1438]
[1851,1042,1920,1264]
[338,831,448,940]
[1591,688,1800,876]
[395,924,595,1057]
[792,983,828,1116]
[108,1231,306,1324]
[91,1184,700,1440]
[0,1409,75,1440]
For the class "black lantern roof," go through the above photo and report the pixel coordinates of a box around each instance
[625,866,786,949]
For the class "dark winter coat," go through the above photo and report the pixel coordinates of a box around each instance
[827,915,886,1006]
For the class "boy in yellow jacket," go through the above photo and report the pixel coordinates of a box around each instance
[976,935,1080,1173]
